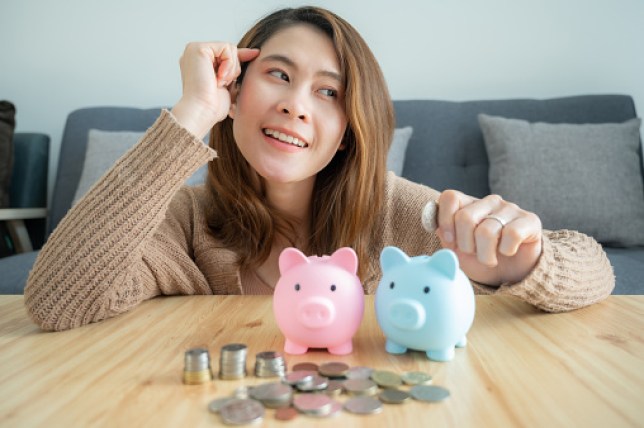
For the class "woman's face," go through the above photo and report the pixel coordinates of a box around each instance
[230,24,347,186]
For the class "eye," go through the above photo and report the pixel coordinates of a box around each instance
[269,69,289,81]
[319,88,337,98]
[423,286,430,294]
[294,283,300,291]
[330,284,337,292]
[389,282,395,290]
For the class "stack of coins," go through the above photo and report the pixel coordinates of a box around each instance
[182,347,213,384]
[254,351,287,378]
[219,343,248,380]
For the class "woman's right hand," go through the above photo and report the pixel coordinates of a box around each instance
[171,42,260,138]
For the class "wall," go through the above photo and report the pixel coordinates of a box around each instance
[1,0,643,203]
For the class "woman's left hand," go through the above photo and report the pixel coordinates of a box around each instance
[436,190,543,286]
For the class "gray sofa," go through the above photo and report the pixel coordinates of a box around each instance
[1,95,643,294]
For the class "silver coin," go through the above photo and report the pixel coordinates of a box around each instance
[410,385,450,402]
[343,379,378,396]
[282,370,315,386]
[296,375,328,392]
[309,400,343,418]
[219,398,264,425]
[378,388,411,404]
[184,348,210,371]
[249,382,292,403]
[421,200,439,233]
[346,366,373,380]
[293,393,333,415]
[208,397,235,414]
[344,396,383,415]
[324,380,344,397]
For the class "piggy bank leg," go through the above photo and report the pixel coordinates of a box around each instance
[426,347,455,362]
[284,339,308,355]
[328,341,353,355]
[456,336,467,348]
[385,339,407,354]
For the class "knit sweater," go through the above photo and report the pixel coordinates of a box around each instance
[24,110,615,331]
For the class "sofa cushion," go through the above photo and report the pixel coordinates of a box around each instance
[479,114,644,247]
[604,247,644,294]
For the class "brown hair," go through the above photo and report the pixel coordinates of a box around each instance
[206,6,394,280]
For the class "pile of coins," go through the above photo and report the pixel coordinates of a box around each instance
[254,351,287,378]
[219,343,247,380]
[192,344,451,424]
[182,348,213,384]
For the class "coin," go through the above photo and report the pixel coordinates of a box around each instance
[219,398,265,425]
[324,380,344,397]
[342,379,378,396]
[293,393,333,416]
[344,396,383,415]
[309,400,343,418]
[184,348,211,371]
[346,366,373,380]
[401,371,433,385]
[318,362,350,378]
[219,343,247,380]
[421,200,439,233]
[292,362,319,372]
[378,388,411,404]
[410,385,451,402]
[249,382,293,408]
[255,351,287,378]
[275,406,298,421]
[296,375,328,392]
[282,370,315,387]
[208,397,235,413]
[371,370,402,388]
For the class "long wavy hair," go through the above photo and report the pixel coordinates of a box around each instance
[206,6,394,280]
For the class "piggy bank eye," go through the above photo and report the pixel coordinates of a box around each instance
[330,284,336,292]
[423,286,430,294]
[295,283,301,291]
[389,282,395,290]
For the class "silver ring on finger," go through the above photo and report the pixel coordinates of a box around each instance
[483,215,507,227]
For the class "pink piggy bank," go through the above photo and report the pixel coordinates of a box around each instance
[273,247,365,355]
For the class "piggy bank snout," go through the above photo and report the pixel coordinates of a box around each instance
[388,299,426,330]
[297,297,336,329]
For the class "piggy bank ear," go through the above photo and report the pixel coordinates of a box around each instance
[329,247,358,275]
[380,246,410,272]
[279,247,310,274]
[428,249,459,280]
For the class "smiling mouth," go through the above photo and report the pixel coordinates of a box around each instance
[263,128,308,148]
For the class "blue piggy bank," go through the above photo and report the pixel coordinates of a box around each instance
[375,246,475,362]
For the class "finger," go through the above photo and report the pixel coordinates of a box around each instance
[437,190,472,249]
[216,44,236,86]
[474,205,519,266]
[238,47,260,62]
[454,194,503,254]
[498,213,542,257]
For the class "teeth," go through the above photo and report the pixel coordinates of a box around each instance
[263,128,307,148]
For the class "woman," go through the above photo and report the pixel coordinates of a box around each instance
[25,7,613,331]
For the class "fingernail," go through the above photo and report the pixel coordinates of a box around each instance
[443,231,454,243]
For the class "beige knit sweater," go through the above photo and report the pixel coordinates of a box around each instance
[24,110,615,331]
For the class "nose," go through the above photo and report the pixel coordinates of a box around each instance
[388,299,426,331]
[277,90,310,122]
[297,297,336,329]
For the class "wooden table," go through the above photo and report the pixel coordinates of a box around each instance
[1,295,643,427]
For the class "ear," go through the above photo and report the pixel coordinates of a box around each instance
[227,84,239,119]
[380,246,410,272]
[428,249,459,280]
[279,247,309,274]
[329,247,358,275]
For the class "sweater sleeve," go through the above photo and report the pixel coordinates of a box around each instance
[473,229,615,312]
[24,110,217,331]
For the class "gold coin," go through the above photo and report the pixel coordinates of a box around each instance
[401,371,433,385]
[378,388,411,404]
[183,369,213,384]
[370,370,402,388]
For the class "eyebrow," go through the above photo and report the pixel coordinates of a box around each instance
[260,54,343,84]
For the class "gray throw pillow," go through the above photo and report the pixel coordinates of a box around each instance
[73,130,208,205]
[387,126,413,176]
[479,114,644,247]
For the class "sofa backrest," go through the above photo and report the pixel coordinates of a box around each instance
[393,95,638,198]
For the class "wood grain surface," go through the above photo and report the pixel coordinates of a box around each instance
[1,295,643,427]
